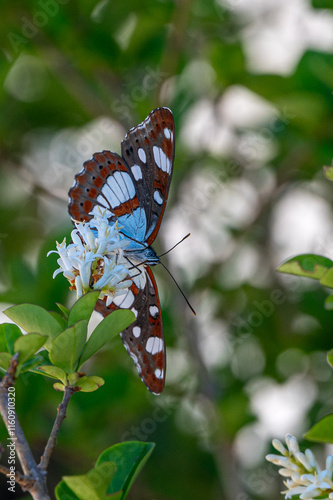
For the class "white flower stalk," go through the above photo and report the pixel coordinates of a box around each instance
[48,209,133,302]
[266,434,333,499]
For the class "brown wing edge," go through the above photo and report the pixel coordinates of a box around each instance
[94,268,166,394]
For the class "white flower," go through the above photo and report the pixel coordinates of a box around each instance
[266,434,333,499]
[48,209,134,303]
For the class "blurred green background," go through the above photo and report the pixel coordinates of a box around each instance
[1,0,333,498]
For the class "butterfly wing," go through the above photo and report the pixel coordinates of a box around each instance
[68,150,147,247]
[95,267,165,394]
[68,108,174,394]
[121,107,175,245]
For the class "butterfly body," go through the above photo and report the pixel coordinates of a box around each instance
[124,246,160,266]
[68,107,175,394]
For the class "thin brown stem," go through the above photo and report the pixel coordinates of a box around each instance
[1,352,19,389]
[39,386,75,472]
[0,355,51,500]
[0,463,34,490]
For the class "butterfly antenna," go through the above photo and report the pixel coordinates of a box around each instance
[159,260,196,316]
[159,233,191,257]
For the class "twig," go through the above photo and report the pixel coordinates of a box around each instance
[0,463,34,490]
[0,356,37,477]
[39,386,75,472]
[0,355,51,499]
[1,352,19,389]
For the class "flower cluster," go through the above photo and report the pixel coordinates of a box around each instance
[266,434,333,499]
[48,209,134,305]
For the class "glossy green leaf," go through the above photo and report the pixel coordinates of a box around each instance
[304,414,333,443]
[324,164,333,181]
[19,355,46,374]
[75,375,105,392]
[14,333,47,366]
[0,353,12,372]
[67,372,83,386]
[97,441,155,498]
[56,303,70,319]
[49,312,67,330]
[4,304,63,350]
[327,349,333,368]
[28,350,54,377]
[53,382,65,391]
[324,295,333,310]
[79,310,135,367]
[14,333,48,375]
[278,254,333,280]
[55,480,80,500]
[49,320,87,373]
[67,291,100,328]
[0,323,22,354]
[61,462,116,500]
[320,268,333,289]
[37,365,68,385]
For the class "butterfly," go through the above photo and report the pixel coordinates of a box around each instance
[68,107,175,394]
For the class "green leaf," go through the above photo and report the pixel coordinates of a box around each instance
[327,349,333,368]
[37,365,68,385]
[0,323,22,354]
[49,320,87,373]
[0,353,12,372]
[19,355,46,374]
[277,254,333,280]
[61,462,116,500]
[67,291,100,328]
[14,333,47,367]
[49,312,68,330]
[324,295,333,310]
[56,303,70,319]
[320,268,333,289]
[4,304,63,350]
[55,480,80,500]
[67,372,83,386]
[28,350,54,377]
[53,382,65,391]
[97,441,155,498]
[324,164,333,181]
[79,310,135,367]
[75,375,105,392]
[304,414,333,443]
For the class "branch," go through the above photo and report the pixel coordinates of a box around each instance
[0,355,51,500]
[0,355,37,475]
[0,463,34,490]
[1,352,19,389]
[39,386,75,472]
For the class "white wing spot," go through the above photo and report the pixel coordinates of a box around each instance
[106,171,135,207]
[154,368,164,379]
[149,305,159,317]
[138,148,146,163]
[153,146,171,174]
[164,128,172,139]
[131,164,142,180]
[113,290,134,308]
[154,190,163,205]
[133,326,141,338]
[146,337,163,355]
[96,193,109,208]
[131,308,138,318]
[101,184,121,209]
